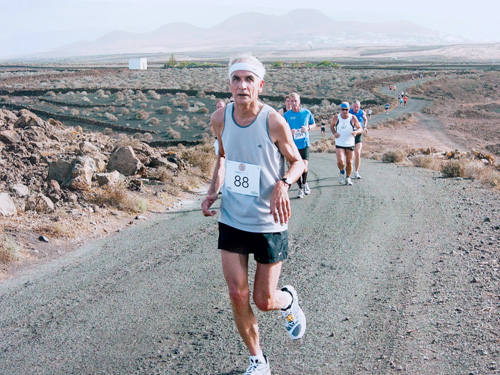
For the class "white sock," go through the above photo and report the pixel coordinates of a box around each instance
[250,351,265,363]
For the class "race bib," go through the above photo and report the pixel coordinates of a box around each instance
[225,160,260,197]
[293,130,306,140]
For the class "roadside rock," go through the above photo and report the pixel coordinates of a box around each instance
[10,183,30,198]
[96,171,122,186]
[0,130,20,144]
[25,193,55,213]
[69,156,96,191]
[107,146,143,176]
[0,192,17,216]
[14,109,45,129]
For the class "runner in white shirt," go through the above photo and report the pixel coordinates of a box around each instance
[331,102,362,186]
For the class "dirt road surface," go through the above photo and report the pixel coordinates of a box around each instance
[1,78,499,375]
[1,152,499,374]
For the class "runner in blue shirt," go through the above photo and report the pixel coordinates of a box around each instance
[349,100,368,179]
[284,92,316,198]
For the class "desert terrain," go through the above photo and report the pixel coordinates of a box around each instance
[0,60,499,374]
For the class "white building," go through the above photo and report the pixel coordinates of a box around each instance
[128,58,147,70]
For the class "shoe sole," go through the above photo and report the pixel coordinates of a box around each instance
[281,285,307,340]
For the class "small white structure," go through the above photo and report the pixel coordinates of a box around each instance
[128,58,147,70]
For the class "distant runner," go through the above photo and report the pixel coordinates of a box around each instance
[284,92,316,198]
[349,100,368,179]
[404,96,408,108]
[211,99,226,155]
[385,103,390,114]
[278,95,291,116]
[331,102,362,186]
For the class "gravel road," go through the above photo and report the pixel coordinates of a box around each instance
[1,150,499,374]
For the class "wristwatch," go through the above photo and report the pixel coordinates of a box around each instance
[280,177,292,189]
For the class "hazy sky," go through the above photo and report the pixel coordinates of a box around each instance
[1,0,497,59]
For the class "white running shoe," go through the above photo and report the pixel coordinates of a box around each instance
[346,177,353,186]
[338,172,345,185]
[303,183,311,195]
[353,171,362,179]
[281,285,307,340]
[244,355,271,375]
[297,189,304,199]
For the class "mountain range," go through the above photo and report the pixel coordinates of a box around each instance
[38,9,467,59]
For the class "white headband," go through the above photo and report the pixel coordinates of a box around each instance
[228,62,265,80]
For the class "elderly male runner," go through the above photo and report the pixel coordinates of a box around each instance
[202,54,307,375]
[349,100,368,179]
[283,92,316,198]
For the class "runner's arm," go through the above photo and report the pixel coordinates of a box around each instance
[202,109,226,217]
[352,116,362,135]
[330,117,339,137]
[268,110,305,225]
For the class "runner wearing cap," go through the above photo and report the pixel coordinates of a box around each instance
[331,102,362,186]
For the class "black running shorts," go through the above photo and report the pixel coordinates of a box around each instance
[298,146,310,160]
[218,222,288,264]
[354,134,363,144]
[336,145,355,151]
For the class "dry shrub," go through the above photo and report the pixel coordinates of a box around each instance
[311,138,334,153]
[167,127,181,139]
[157,167,177,183]
[158,106,172,114]
[37,211,78,239]
[87,185,148,213]
[464,160,500,188]
[181,143,216,176]
[0,229,22,263]
[441,160,466,177]
[410,155,440,170]
[134,110,150,120]
[147,117,160,125]
[115,133,142,148]
[382,150,405,163]
[105,112,118,121]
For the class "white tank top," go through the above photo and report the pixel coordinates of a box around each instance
[335,113,355,147]
[219,103,286,233]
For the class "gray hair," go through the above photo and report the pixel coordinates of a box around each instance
[228,54,266,80]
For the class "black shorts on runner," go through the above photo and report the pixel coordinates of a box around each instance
[336,145,355,151]
[298,146,310,160]
[218,222,288,264]
[355,134,363,144]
